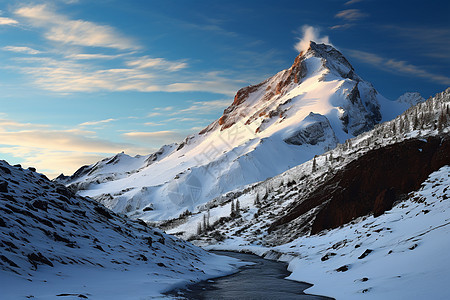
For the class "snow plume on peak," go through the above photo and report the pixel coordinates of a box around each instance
[294,25,331,54]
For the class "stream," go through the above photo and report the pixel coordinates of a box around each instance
[166,251,334,300]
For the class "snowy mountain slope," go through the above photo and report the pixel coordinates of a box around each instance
[57,42,423,222]
[160,87,450,299]
[162,87,449,242]
[0,161,241,299]
[208,166,450,300]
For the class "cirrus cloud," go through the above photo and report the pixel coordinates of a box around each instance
[346,49,450,85]
[15,4,138,50]
[335,9,368,21]
[2,46,41,55]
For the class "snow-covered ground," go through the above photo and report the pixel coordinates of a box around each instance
[2,256,242,300]
[160,87,449,299]
[0,160,244,299]
[164,87,449,241]
[205,165,450,299]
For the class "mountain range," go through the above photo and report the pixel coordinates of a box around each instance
[2,40,448,299]
[56,42,424,223]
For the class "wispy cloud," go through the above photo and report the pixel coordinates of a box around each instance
[9,52,240,96]
[346,49,450,85]
[13,56,152,92]
[0,129,127,153]
[335,9,368,21]
[174,99,231,114]
[0,118,48,128]
[66,53,124,60]
[147,112,163,117]
[15,4,138,50]
[0,17,18,25]
[143,122,164,126]
[345,0,364,5]
[126,56,188,72]
[0,146,106,178]
[330,24,353,30]
[0,118,151,177]
[123,130,185,146]
[154,106,175,112]
[79,118,118,126]
[2,46,41,55]
[381,25,450,61]
[5,4,244,97]
[145,100,230,122]
[180,17,238,38]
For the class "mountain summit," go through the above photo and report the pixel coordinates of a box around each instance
[57,42,421,221]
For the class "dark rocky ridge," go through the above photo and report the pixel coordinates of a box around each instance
[269,134,450,235]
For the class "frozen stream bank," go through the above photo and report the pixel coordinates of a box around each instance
[167,251,334,299]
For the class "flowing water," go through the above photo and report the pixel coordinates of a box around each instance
[166,251,334,300]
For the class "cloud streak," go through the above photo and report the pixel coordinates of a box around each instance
[11,56,241,95]
[335,9,368,21]
[381,25,450,61]
[0,118,155,177]
[3,46,41,55]
[345,0,364,5]
[79,118,118,126]
[15,4,138,50]
[346,49,450,85]
[126,56,188,72]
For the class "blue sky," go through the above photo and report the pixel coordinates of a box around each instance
[0,0,448,177]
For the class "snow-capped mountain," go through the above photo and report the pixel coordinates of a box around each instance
[396,92,425,107]
[162,88,450,299]
[165,87,449,241]
[0,161,239,299]
[57,41,422,222]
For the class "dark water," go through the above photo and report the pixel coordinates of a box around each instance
[166,251,334,300]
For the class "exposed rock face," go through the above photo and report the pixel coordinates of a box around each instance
[284,113,338,147]
[270,135,450,235]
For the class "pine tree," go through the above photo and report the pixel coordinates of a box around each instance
[203,214,207,232]
[438,110,446,132]
[399,118,404,133]
[236,199,240,214]
[207,209,210,229]
[412,111,419,130]
[312,155,317,172]
[254,194,260,206]
[197,222,202,235]
[231,200,235,216]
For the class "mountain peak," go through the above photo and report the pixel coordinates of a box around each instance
[396,92,425,107]
[212,42,363,133]
[58,43,413,222]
